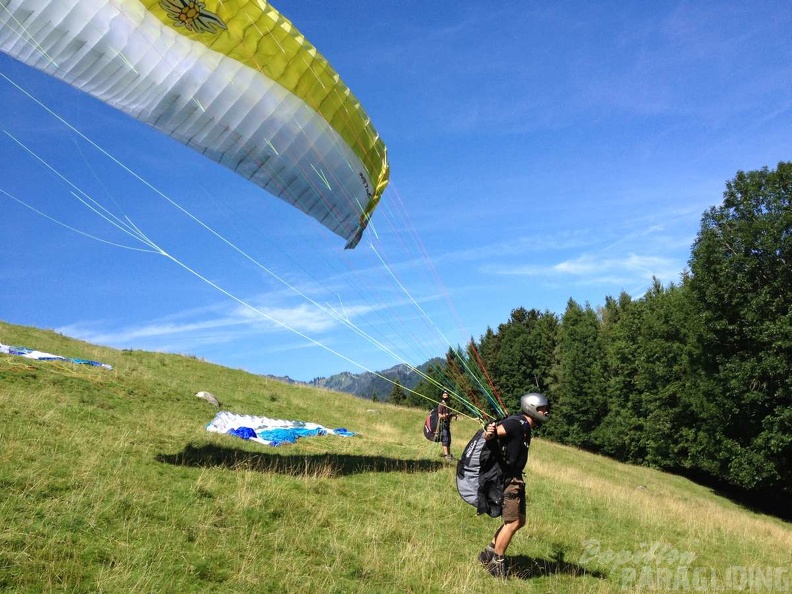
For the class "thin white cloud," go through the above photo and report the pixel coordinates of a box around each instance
[490,251,680,283]
[54,279,424,358]
[232,300,375,334]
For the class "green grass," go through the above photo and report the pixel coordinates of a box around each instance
[1,321,790,593]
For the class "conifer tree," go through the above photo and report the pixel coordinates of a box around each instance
[388,380,406,405]
[546,299,606,448]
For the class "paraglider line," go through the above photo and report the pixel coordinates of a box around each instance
[310,164,333,190]
[0,6,59,69]
[0,187,155,253]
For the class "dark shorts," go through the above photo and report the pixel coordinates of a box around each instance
[502,479,526,523]
[440,427,451,447]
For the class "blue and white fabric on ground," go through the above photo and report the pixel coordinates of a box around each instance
[206,411,355,447]
[0,343,113,370]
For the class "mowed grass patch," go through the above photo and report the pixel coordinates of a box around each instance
[1,320,791,593]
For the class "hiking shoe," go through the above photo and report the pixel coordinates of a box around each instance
[444,454,456,461]
[487,556,507,579]
[478,547,495,566]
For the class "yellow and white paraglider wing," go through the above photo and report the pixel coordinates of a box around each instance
[0,0,389,248]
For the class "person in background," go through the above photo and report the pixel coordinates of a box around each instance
[479,392,550,579]
[437,391,457,461]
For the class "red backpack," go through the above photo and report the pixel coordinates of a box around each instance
[423,407,440,442]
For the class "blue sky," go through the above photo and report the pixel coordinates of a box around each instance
[1,1,790,382]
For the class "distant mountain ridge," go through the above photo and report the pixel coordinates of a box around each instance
[267,358,442,399]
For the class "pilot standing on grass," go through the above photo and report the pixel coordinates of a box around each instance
[437,391,457,461]
[479,392,550,579]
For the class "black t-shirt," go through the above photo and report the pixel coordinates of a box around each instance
[498,415,532,479]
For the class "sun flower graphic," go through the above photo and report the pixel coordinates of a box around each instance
[160,0,227,34]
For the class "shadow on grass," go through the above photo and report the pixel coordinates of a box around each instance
[156,443,444,477]
[506,549,606,581]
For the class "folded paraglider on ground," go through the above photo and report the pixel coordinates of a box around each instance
[1,343,113,370]
[206,411,355,447]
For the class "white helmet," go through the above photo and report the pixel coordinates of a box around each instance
[520,392,550,423]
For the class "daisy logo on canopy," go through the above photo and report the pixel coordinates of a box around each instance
[160,0,227,33]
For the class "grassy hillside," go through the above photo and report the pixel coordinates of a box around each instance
[1,321,790,593]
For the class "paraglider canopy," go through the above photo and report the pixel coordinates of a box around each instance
[0,0,389,247]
